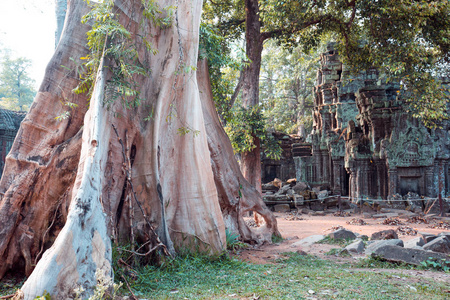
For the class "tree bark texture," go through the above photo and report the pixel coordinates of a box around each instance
[0,0,278,298]
[197,59,279,243]
[241,0,263,192]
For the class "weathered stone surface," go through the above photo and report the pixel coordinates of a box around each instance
[328,228,357,240]
[365,239,404,255]
[277,185,292,195]
[371,229,398,240]
[438,232,450,240]
[372,213,399,219]
[291,235,325,248]
[419,232,438,243]
[317,190,329,200]
[0,109,26,177]
[345,239,365,254]
[273,204,290,213]
[292,45,450,203]
[404,237,425,248]
[372,245,450,266]
[422,236,450,254]
[292,182,309,193]
[293,195,305,206]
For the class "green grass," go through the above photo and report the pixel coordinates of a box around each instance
[2,252,448,299]
[119,252,449,299]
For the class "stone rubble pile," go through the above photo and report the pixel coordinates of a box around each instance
[300,227,450,267]
[263,178,450,215]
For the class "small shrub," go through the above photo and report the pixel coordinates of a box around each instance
[420,257,450,272]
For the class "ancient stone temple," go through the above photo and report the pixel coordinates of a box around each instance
[0,108,25,177]
[294,44,450,201]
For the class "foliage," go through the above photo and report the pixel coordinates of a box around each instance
[260,41,321,135]
[420,257,450,272]
[224,105,282,160]
[0,55,36,111]
[204,0,450,128]
[199,23,247,122]
[68,0,174,116]
[271,233,283,244]
[225,229,247,250]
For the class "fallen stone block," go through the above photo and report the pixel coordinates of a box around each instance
[365,239,404,255]
[328,228,357,240]
[274,204,290,213]
[422,236,450,254]
[404,237,425,248]
[291,235,325,248]
[438,232,450,240]
[372,245,450,266]
[372,213,399,219]
[345,239,365,254]
[371,229,398,240]
[419,232,438,243]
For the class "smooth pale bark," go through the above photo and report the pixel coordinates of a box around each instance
[21,57,113,300]
[0,0,278,298]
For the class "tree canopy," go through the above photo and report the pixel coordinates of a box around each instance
[203,0,450,127]
[0,55,36,111]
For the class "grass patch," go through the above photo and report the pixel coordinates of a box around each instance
[317,235,355,247]
[271,234,283,244]
[118,252,449,299]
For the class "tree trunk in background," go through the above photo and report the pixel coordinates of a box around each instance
[241,0,263,193]
[0,0,278,298]
[198,59,279,242]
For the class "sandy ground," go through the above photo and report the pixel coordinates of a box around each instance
[237,211,450,283]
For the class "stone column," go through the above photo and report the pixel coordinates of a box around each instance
[388,168,398,196]
[425,166,435,197]
[332,159,341,195]
[322,151,330,186]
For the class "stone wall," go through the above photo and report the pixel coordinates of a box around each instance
[261,132,300,183]
[0,109,25,177]
[294,44,450,201]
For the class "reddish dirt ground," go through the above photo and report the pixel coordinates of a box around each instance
[237,211,450,283]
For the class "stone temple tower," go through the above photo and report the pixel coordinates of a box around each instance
[294,44,450,201]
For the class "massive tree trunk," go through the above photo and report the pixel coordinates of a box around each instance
[241,0,263,192]
[0,0,278,298]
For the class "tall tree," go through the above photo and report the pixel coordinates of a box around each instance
[0,56,36,111]
[0,0,278,298]
[203,0,450,190]
[260,41,320,136]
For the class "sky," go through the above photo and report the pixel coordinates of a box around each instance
[0,0,56,89]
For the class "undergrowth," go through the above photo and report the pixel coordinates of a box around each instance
[2,249,448,299]
[115,252,449,299]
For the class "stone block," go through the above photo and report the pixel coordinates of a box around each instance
[365,239,404,255]
[371,229,398,240]
[372,245,450,266]
[292,182,309,193]
[419,232,438,243]
[274,204,290,213]
[328,228,357,240]
[291,235,325,248]
[438,232,450,240]
[372,213,399,218]
[422,236,450,254]
[404,237,425,248]
[317,190,329,200]
[345,239,365,254]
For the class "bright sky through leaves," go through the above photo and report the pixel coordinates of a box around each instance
[0,0,55,89]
